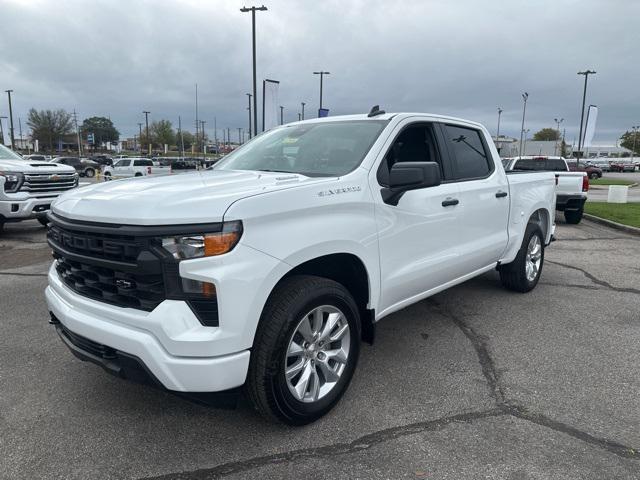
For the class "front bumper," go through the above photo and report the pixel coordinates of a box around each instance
[46,269,251,392]
[0,197,53,221]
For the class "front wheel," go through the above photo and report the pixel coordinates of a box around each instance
[246,275,361,425]
[590,172,599,179]
[103,172,112,181]
[564,208,583,224]
[84,168,95,178]
[499,222,545,293]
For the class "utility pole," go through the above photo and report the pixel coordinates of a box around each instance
[240,5,268,139]
[523,129,530,156]
[143,111,151,155]
[178,116,185,157]
[554,117,564,155]
[301,102,306,120]
[280,106,284,125]
[18,117,23,151]
[195,83,199,154]
[246,93,252,138]
[496,107,503,153]
[214,116,218,152]
[313,71,330,113]
[137,123,143,153]
[577,70,596,167]
[227,128,231,149]
[518,92,528,157]
[5,90,15,150]
[298,113,301,121]
[73,110,83,156]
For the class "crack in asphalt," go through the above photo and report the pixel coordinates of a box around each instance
[137,409,506,480]
[546,260,640,295]
[539,281,602,291]
[555,236,631,242]
[0,271,48,277]
[429,299,639,462]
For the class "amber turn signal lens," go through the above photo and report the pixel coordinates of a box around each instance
[204,231,240,256]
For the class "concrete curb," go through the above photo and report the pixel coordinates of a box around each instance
[583,213,640,236]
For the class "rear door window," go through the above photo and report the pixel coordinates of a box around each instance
[443,125,493,180]
[133,159,153,167]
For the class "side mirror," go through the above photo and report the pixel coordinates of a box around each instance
[382,161,441,205]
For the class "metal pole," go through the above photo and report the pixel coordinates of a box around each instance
[18,117,23,151]
[138,123,143,152]
[577,70,596,167]
[280,106,284,125]
[301,102,305,120]
[518,92,528,157]
[143,111,150,155]
[246,93,252,138]
[201,120,206,159]
[313,72,330,114]
[214,116,218,152]
[298,113,301,121]
[631,126,639,164]
[73,110,82,156]
[496,107,502,153]
[0,116,6,146]
[241,6,267,139]
[238,127,242,144]
[6,90,15,150]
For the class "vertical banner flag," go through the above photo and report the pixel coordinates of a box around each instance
[263,79,280,132]
[582,105,598,148]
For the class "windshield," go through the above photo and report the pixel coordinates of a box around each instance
[0,144,24,161]
[214,120,388,177]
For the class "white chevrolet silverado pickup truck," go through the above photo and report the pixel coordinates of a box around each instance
[102,158,172,180]
[503,156,588,224]
[0,144,78,232]
[45,111,556,424]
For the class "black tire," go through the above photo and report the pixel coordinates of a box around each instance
[590,172,599,180]
[84,168,95,178]
[564,208,583,224]
[134,172,143,177]
[0,222,4,233]
[104,172,112,181]
[37,217,49,227]
[499,222,544,293]
[246,275,361,425]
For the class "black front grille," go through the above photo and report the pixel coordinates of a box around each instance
[48,224,141,262]
[54,255,165,310]
[48,217,166,311]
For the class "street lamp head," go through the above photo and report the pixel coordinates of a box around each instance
[498,107,503,114]
[522,92,528,101]
[313,71,330,75]
[577,70,596,75]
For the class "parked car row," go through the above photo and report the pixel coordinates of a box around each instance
[584,158,638,173]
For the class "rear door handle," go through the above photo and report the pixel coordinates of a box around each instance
[441,198,459,207]
[495,191,508,198]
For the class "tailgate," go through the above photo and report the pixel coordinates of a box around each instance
[555,172,586,195]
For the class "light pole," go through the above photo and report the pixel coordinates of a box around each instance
[137,123,143,152]
[523,128,530,156]
[200,120,206,157]
[577,70,596,166]
[246,93,252,138]
[631,125,639,165]
[143,111,150,155]
[554,117,564,155]
[0,116,6,146]
[5,90,15,150]
[280,106,284,125]
[518,92,528,157]
[301,102,306,120]
[313,71,330,113]
[496,107,503,153]
[240,5,268,139]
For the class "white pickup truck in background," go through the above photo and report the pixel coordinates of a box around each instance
[102,158,171,180]
[503,156,588,224]
[46,110,556,425]
[0,144,78,232]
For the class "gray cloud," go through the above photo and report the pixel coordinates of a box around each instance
[1,0,638,144]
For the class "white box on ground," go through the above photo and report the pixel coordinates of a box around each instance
[607,185,629,203]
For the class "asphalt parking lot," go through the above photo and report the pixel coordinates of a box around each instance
[1,217,638,479]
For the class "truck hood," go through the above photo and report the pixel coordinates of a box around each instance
[0,159,76,174]
[52,169,333,225]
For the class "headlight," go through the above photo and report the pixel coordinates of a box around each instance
[0,171,24,193]
[161,221,243,260]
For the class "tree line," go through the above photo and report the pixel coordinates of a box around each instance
[26,108,205,152]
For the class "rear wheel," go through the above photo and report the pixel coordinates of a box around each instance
[134,172,143,177]
[564,208,583,224]
[590,172,599,179]
[499,222,544,293]
[246,275,361,425]
[84,168,95,178]
[104,172,112,181]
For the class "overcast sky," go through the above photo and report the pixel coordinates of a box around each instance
[1,0,638,145]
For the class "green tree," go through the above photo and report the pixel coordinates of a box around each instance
[620,130,640,155]
[177,130,195,150]
[150,120,175,148]
[532,128,560,141]
[26,108,74,152]
[80,116,119,148]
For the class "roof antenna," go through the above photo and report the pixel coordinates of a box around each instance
[367,105,386,117]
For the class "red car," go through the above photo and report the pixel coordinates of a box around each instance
[566,160,602,179]
[609,161,636,173]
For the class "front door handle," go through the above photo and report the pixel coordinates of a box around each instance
[441,198,459,207]
[495,191,508,198]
